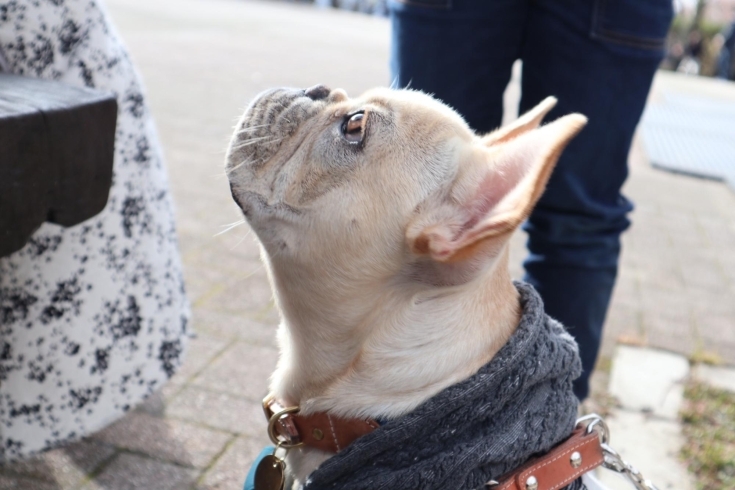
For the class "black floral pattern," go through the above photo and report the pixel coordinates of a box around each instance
[0,0,189,461]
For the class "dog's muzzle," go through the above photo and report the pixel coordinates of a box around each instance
[226,85,331,173]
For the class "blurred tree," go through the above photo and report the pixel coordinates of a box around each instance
[693,0,708,31]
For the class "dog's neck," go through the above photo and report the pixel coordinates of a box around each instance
[267,246,521,420]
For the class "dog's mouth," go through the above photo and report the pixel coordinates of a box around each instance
[226,85,331,174]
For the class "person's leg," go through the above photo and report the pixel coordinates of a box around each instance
[388,0,527,133]
[717,47,731,79]
[519,0,674,400]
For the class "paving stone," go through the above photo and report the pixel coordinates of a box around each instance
[608,346,689,419]
[0,439,116,489]
[638,287,691,317]
[636,262,685,292]
[601,304,641,358]
[0,474,58,490]
[698,214,735,250]
[680,259,730,292]
[186,242,262,275]
[197,436,270,490]
[628,225,673,250]
[91,412,232,469]
[182,263,232,308]
[191,343,278,402]
[175,334,230,382]
[644,329,697,359]
[178,230,212,263]
[639,289,697,357]
[191,307,278,347]
[595,411,693,490]
[641,307,697,358]
[686,288,735,318]
[176,192,244,239]
[83,453,198,490]
[165,385,264,435]
[692,364,735,392]
[699,314,735,363]
[701,299,735,330]
[664,218,710,250]
[251,302,281,325]
[213,223,260,255]
[717,249,735,291]
[199,271,275,316]
[134,389,169,417]
[617,251,651,279]
[134,382,185,417]
[608,273,640,306]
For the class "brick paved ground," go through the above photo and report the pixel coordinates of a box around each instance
[2,0,734,488]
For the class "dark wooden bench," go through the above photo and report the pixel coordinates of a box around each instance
[0,74,117,257]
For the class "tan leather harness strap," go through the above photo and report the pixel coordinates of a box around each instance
[263,396,605,488]
[263,396,379,454]
[492,428,604,490]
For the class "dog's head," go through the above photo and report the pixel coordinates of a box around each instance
[226,85,586,294]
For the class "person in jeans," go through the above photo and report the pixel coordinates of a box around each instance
[388,0,674,400]
[717,22,735,80]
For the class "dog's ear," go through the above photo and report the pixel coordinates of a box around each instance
[481,96,557,147]
[407,112,587,264]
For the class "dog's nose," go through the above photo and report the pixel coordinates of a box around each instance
[304,84,331,101]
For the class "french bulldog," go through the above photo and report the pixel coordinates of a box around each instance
[226,85,586,487]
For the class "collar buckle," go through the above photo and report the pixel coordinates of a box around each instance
[263,395,304,448]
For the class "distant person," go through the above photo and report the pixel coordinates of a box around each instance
[666,40,685,71]
[686,30,703,59]
[389,0,674,401]
[678,29,703,75]
[716,22,735,80]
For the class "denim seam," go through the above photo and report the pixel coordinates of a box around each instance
[591,29,666,50]
[590,0,667,51]
[393,0,452,10]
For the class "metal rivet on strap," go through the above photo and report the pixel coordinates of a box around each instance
[525,476,538,490]
[570,451,582,468]
[312,428,324,440]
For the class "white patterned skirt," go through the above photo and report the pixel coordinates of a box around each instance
[0,0,189,461]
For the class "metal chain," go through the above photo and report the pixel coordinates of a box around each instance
[575,414,660,490]
[600,442,659,490]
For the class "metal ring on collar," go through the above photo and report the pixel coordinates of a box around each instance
[575,413,610,445]
[267,405,304,448]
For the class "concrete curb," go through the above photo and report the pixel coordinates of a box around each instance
[597,346,694,490]
[691,363,735,393]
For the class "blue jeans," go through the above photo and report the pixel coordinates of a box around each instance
[389,0,673,400]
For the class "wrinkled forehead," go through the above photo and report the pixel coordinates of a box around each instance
[356,88,473,135]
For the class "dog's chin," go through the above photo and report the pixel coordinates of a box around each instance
[228,186,302,260]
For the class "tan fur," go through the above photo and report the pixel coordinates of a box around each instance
[226,87,586,485]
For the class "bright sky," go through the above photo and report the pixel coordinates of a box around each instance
[677,0,697,11]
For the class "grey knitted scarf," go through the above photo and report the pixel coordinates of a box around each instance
[303,282,584,490]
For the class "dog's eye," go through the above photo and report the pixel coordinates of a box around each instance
[341,112,365,143]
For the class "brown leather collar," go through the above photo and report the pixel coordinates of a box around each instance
[490,427,604,490]
[263,395,605,489]
[263,396,379,454]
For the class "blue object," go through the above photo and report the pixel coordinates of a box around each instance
[244,446,275,490]
[388,0,673,400]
